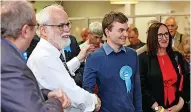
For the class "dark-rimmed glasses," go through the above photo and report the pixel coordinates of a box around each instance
[43,22,72,31]
[158,32,169,40]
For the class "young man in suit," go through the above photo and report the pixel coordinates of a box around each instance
[1,1,70,112]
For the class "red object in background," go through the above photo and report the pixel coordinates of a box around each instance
[94,84,98,94]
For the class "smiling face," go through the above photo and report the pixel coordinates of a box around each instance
[44,8,71,50]
[157,25,170,48]
[106,22,128,47]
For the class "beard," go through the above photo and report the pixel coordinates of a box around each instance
[48,34,70,50]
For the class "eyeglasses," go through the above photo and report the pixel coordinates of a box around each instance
[43,22,72,31]
[158,32,169,40]
[28,23,39,29]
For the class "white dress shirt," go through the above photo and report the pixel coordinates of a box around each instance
[27,38,97,112]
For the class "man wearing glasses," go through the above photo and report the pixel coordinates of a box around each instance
[1,1,71,112]
[27,4,101,112]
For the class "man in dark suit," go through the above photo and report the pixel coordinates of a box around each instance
[1,1,70,112]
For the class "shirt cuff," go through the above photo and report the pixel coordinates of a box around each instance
[67,57,80,74]
[92,94,98,107]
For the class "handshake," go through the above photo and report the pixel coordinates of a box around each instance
[95,94,102,112]
[48,88,102,111]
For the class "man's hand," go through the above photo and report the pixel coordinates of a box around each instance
[94,94,101,112]
[77,44,95,62]
[48,88,71,109]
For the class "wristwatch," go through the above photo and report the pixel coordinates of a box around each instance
[154,106,159,111]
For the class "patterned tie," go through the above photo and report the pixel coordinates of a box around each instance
[60,52,73,77]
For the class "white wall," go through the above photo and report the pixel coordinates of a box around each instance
[63,1,124,41]
[63,1,124,17]
[134,1,190,43]
[34,1,190,42]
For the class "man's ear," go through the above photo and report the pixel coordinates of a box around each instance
[105,28,110,37]
[176,25,178,30]
[21,24,30,39]
[40,26,47,37]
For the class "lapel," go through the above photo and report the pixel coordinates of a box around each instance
[173,32,181,48]
[168,52,181,86]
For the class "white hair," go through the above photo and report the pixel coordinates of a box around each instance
[36,4,64,36]
[89,21,103,37]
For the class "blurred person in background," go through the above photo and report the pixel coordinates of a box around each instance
[1,1,70,112]
[27,4,101,112]
[165,17,187,54]
[127,26,145,50]
[181,35,190,112]
[139,23,186,112]
[78,28,89,45]
[80,21,103,50]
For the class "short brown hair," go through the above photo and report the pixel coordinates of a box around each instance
[102,11,128,37]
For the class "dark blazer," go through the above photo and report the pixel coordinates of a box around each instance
[62,35,80,62]
[26,34,40,58]
[139,51,187,112]
[59,35,84,87]
[1,39,63,112]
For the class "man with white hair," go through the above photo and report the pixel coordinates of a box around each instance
[80,21,103,50]
[1,1,70,112]
[27,4,101,112]
[165,17,186,53]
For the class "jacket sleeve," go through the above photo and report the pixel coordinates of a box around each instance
[139,53,156,109]
[176,51,190,101]
[133,54,142,112]
[1,64,63,112]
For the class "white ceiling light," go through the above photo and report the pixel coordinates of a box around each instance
[110,0,139,4]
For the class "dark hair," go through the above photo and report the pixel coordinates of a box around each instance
[102,11,128,37]
[147,23,173,56]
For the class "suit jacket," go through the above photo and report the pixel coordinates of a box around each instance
[62,35,80,62]
[173,32,185,54]
[27,34,40,58]
[139,51,187,112]
[1,38,63,112]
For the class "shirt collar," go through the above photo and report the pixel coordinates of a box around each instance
[103,43,126,55]
[39,38,61,58]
